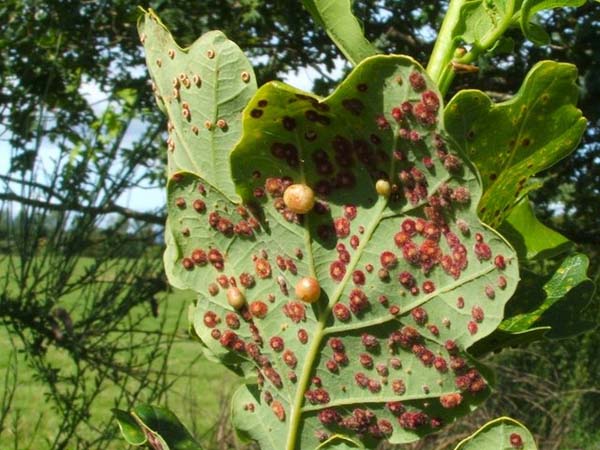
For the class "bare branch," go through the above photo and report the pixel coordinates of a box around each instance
[0,192,165,225]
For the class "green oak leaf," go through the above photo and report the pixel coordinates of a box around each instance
[114,405,202,450]
[302,0,379,66]
[473,252,595,355]
[138,8,257,200]
[454,1,588,49]
[488,36,516,56]
[455,0,518,49]
[454,416,538,449]
[501,253,595,338]
[520,0,587,45]
[139,9,257,290]
[114,409,147,446]
[468,326,550,357]
[163,54,519,449]
[498,197,571,260]
[445,60,586,228]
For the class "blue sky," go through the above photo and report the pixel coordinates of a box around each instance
[0,59,347,216]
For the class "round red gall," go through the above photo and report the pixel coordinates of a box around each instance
[467,321,478,335]
[282,349,297,368]
[422,280,436,294]
[225,313,240,329]
[329,261,346,282]
[392,380,406,395]
[380,251,398,269]
[333,303,351,322]
[440,393,463,409]
[329,337,345,352]
[254,258,271,278]
[208,283,219,296]
[387,401,405,416]
[352,270,365,285]
[334,217,351,238]
[471,305,484,322]
[421,90,440,112]
[270,336,284,352]
[510,433,524,449]
[359,353,373,369]
[498,275,508,289]
[411,307,428,325]
[249,300,268,318]
[344,204,357,220]
[297,328,308,344]
[409,71,426,91]
[182,257,194,270]
[203,311,219,328]
[193,199,206,213]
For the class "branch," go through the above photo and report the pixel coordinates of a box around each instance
[0,174,66,200]
[0,192,166,225]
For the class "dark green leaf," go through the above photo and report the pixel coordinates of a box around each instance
[520,0,586,45]
[302,0,379,65]
[114,405,202,450]
[455,1,517,49]
[469,327,550,357]
[501,253,595,338]
[488,37,515,55]
[114,409,147,446]
[473,253,595,354]
[498,197,571,260]
[445,60,587,227]
[522,20,551,45]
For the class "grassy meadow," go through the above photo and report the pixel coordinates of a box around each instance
[0,255,241,449]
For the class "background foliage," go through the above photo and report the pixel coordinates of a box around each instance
[0,1,598,449]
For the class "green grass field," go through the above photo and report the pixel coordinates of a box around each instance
[0,255,241,449]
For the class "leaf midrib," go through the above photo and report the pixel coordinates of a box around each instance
[285,197,389,450]
[286,89,406,447]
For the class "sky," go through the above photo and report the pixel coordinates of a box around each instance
[0,59,347,217]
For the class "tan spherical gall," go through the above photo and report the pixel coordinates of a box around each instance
[283,184,315,214]
[226,287,246,309]
[375,179,391,197]
[295,277,321,303]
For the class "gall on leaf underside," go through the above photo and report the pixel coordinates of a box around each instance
[162,50,518,449]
